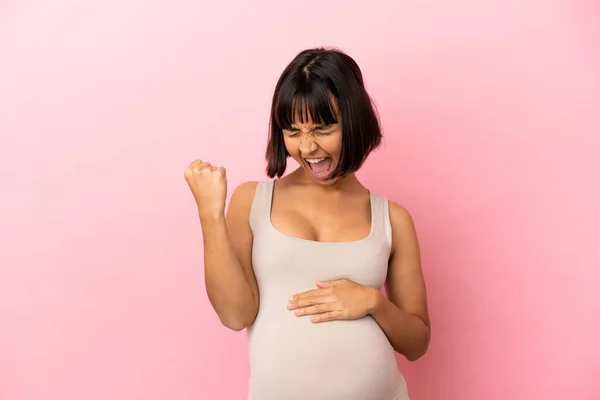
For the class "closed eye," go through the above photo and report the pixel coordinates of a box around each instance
[283,128,300,138]
[283,124,337,137]
[315,124,336,133]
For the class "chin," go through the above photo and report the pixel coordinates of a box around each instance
[306,169,342,186]
[316,175,341,185]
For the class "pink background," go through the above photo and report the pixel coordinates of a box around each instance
[1,1,599,399]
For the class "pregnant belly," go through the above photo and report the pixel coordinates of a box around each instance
[247,307,403,400]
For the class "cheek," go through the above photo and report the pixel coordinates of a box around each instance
[322,137,342,159]
[283,138,299,158]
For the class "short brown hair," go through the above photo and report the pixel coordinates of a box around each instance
[265,47,382,179]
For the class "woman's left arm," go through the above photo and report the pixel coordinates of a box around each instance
[370,201,431,361]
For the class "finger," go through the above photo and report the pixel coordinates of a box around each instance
[292,287,332,300]
[316,279,346,288]
[207,165,226,177]
[292,288,321,298]
[293,303,335,316]
[311,311,344,323]
[184,162,206,180]
[190,159,209,167]
[193,162,211,171]
[288,291,335,310]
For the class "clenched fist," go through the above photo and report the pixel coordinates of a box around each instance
[184,160,227,220]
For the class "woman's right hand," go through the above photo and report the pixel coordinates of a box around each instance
[184,159,228,221]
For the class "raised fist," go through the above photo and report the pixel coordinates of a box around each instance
[184,160,227,220]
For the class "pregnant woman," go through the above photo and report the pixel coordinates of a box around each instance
[185,47,431,400]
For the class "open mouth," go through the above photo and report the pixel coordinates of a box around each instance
[305,157,332,178]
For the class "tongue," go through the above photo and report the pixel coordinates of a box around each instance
[310,158,332,175]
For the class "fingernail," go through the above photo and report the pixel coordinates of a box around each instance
[294,309,301,315]
[287,301,292,308]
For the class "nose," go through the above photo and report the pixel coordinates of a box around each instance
[299,135,318,155]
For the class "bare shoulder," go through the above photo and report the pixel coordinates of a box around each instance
[225,182,260,262]
[386,200,420,255]
[225,181,260,230]
[228,181,259,211]
[388,200,417,232]
[229,181,258,205]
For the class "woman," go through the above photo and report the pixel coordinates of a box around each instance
[185,48,430,400]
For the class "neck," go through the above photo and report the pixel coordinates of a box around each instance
[291,167,363,193]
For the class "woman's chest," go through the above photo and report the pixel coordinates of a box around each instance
[270,195,372,243]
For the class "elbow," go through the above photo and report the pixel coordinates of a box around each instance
[404,329,431,362]
[404,344,428,362]
[405,348,426,362]
[219,315,251,331]
[222,320,248,331]
[211,296,259,332]
[219,308,257,332]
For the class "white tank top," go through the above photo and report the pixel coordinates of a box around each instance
[247,180,410,400]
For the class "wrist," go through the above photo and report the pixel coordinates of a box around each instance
[198,209,225,226]
[367,287,385,315]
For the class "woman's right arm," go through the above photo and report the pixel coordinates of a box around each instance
[200,181,259,331]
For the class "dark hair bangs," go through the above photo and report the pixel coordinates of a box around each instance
[273,77,339,130]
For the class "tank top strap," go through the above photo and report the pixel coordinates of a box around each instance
[369,191,392,248]
[249,180,274,233]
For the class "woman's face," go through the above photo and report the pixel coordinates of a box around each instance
[282,114,342,185]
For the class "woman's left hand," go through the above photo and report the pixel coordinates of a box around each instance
[287,279,381,323]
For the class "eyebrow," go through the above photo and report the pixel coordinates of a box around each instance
[288,123,335,130]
